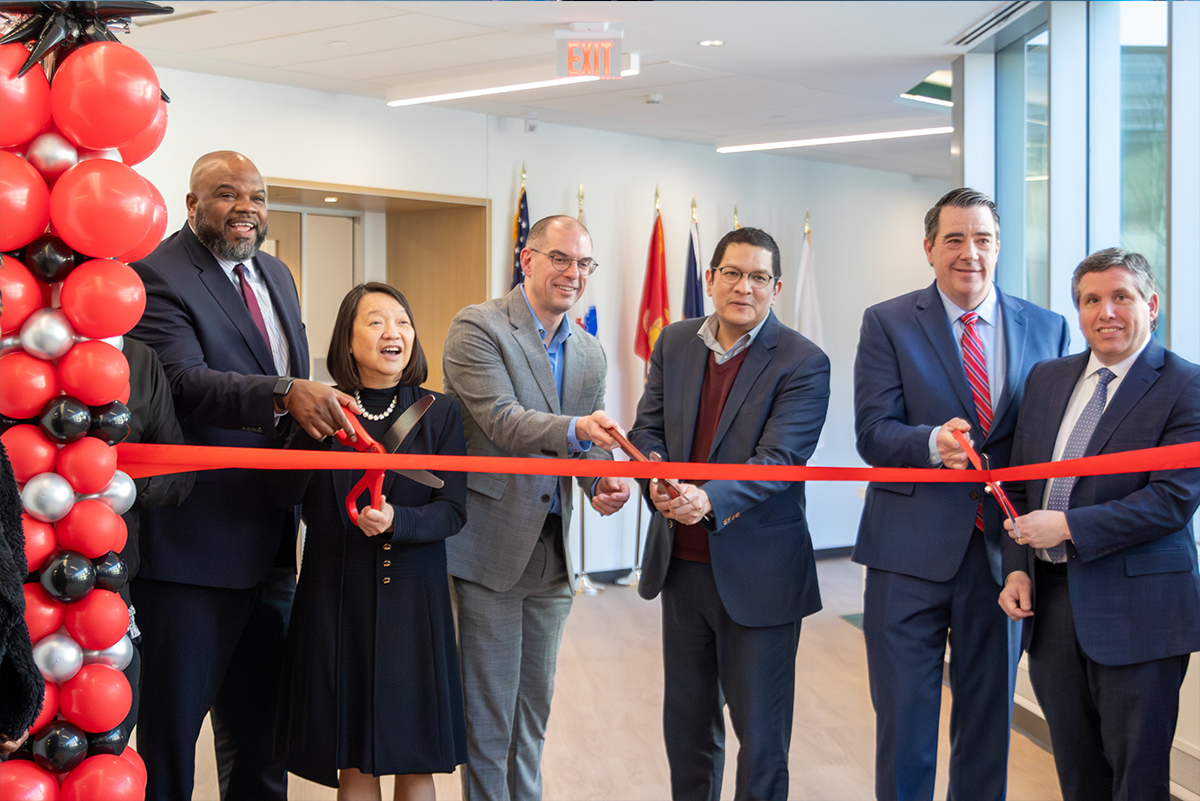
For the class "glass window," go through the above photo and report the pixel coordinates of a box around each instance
[995,29,1049,305]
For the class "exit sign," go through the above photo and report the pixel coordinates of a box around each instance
[557,37,623,79]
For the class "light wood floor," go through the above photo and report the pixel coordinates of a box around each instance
[172,558,1062,800]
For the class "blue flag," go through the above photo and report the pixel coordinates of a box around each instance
[682,219,704,318]
[510,187,529,289]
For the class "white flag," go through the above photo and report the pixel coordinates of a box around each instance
[792,227,824,348]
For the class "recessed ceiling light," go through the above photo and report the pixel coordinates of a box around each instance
[698,39,725,47]
[324,196,338,203]
[717,126,954,154]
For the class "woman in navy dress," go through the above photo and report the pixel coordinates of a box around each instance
[276,282,466,800]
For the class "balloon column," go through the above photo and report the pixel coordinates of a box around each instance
[1,4,171,799]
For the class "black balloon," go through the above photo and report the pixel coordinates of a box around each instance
[23,234,78,284]
[86,724,128,757]
[87,400,131,445]
[0,412,25,435]
[40,550,96,603]
[91,551,128,592]
[32,720,89,773]
[39,396,92,444]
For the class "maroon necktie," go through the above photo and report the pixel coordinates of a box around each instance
[961,311,990,531]
[234,263,272,352]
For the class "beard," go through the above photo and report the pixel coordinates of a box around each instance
[194,207,268,262]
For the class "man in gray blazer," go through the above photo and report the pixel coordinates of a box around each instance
[443,215,630,801]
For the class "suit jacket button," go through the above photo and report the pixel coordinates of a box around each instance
[382,560,391,567]
[541,494,551,503]
[382,577,391,585]
[969,490,980,500]
[382,543,391,550]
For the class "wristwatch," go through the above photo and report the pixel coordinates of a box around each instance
[273,376,294,410]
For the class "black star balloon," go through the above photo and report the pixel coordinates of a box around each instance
[0,0,172,97]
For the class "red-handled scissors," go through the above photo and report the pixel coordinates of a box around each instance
[951,429,1022,534]
[336,413,387,526]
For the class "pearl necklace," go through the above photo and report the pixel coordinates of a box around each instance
[355,388,398,421]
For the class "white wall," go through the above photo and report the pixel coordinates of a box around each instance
[136,67,949,570]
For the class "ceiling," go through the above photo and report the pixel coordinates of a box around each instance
[123,1,1019,180]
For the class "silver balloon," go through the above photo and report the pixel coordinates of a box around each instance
[33,632,83,683]
[101,335,125,351]
[85,470,136,515]
[26,132,78,182]
[20,308,76,361]
[78,148,122,163]
[0,333,19,356]
[22,473,76,522]
[82,633,134,671]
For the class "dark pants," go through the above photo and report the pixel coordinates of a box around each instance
[863,530,1019,801]
[132,567,294,801]
[660,557,801,801]
[1029,559,1189,801]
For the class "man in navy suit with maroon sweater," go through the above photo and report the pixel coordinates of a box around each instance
[630,227,830,801]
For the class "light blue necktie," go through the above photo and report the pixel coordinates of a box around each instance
[1045,367,1116,562]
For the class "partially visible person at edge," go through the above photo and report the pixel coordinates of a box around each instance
[274,282,467,800]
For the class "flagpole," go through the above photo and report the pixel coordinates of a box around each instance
[617,499,643,587]
[575,486,603,595]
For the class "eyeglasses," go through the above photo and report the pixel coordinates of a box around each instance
[529,248,598,275]
[715,266,776,289]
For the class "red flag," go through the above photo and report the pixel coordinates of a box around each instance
[635,211,670,362]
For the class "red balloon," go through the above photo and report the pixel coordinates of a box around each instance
[56,341,129,407]
[118,746,145,785]
[1,255,44,333]
[49,160,152,259]
[58,666,132,734]
[55,435,117,495]
[59,260,146,339]
[116,383,131,407]
[0,353,60,419]
[1,425,58,482]
[56,501,121,561]
[0,44,52,149]
[0,150,51,251]
[23,514,58,570]
[64,589,128,652]
[111,516,128,555]
[31,680,59,734]
[23,583,66,643]
[50,43,160,151]
[116,180,166,264]
[118,100,166,167]
[0,758,60,801]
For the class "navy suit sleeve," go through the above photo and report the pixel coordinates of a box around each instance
[703,348,830,531]
[131,258,279,437]
[854,306,939,468]
[1066,371,1200,562]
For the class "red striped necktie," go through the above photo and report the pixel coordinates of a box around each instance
[961,311,990,531]
[234,263,272,353]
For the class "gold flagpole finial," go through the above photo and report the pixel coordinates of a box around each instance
[520,162,527,190]
[691,196,698,224]
[804,208,811,235]
[733,203,740,229]
[654,184,660,213]
[577,184,584,219]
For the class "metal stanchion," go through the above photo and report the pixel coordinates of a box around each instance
[575,485,603,595]
[616,495,642,587]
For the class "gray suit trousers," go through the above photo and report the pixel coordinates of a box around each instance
[453,514,574,801]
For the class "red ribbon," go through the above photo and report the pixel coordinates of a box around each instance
[116,441,1200,484]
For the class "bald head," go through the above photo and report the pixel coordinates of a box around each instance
[527,215,590,252]
[187,151,269,261]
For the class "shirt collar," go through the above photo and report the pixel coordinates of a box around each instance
[697,311,770,356]
[938,282,998,327]
[1084,334,1152,382]
[519,284,571,347]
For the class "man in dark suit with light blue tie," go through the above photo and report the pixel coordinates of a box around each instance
[853,188,1071,801]
[999,248,1200,801]
[630,227,830,801]
[130,152,359,801]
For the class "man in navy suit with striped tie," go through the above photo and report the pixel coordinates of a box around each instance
[853,188,1071,801]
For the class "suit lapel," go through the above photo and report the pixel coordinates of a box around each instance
[504,289,561,415]
[915,283,977,423]
[709,313,777,458]
[992,289,1026,434]
[1084,340,1163,457]
[561,322,585,415]
[183,226,276,375]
